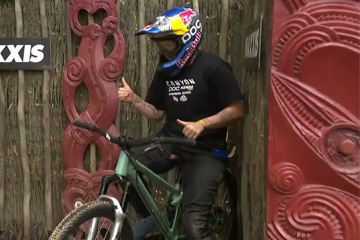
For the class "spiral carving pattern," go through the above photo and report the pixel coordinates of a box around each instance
[62,0,125,216]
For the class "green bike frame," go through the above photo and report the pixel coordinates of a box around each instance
[115,150,185,240]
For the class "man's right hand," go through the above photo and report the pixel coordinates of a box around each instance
[118,77,134,102]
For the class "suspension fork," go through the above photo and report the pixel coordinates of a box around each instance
[86,174,130,240]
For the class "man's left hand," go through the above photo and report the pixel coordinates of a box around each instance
[177,119,205,139]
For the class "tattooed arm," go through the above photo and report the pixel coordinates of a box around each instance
[201,102,243,129]
[118,77,165,121]
[131,94,165,121]
[176,101,243,139]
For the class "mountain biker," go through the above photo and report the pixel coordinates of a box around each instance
[118,6,244,240]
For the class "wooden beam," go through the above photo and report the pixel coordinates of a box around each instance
[167,0,174,10]
[14,0,31,239]
[219,0,229,60]
[39,0,52,232]
[66,1,72,61]
[87,3,97,174]
[192,0,199,13]
[115,0,122,130]
[89,144,97,174]
[164,0,176,185]
[138,0,148,138]
[0,74,5,231]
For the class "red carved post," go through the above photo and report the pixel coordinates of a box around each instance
[267,0,360,239]
[62,0,125,227]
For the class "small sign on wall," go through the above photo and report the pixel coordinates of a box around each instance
[244,15,263,69]
[0,38,51,70]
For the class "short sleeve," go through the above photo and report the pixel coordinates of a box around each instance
[145,73,166,110]
[211,62,244,110]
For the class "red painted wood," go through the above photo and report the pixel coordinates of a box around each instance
[62,0,125,224]
[267,0,360,239]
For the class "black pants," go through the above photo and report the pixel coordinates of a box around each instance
[129,143,226,240]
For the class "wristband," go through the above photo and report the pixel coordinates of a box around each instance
[199,119,207,128]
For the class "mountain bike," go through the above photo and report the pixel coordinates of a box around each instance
[49,120,238,240]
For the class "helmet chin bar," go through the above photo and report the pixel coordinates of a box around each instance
[159,42,182,61]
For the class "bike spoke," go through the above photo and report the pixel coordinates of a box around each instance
[95,218,106,239]
[102,221,112,240]
[70,228,85,240]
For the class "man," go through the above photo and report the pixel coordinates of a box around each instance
[118,6,244,240]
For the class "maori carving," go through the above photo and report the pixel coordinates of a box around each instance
[273,1,360,76]
[62,0,125,224]
[281,0,307,13]
[271,0,360,186]
[271,70,360,186]
[268,163,360,240]
[269,162,305,195]
[267,185,360,240]
[268,0,360,239]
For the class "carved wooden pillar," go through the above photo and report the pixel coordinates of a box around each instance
[62,0,125,231]
[267,0,360,239]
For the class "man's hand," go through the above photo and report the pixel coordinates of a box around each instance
[118,77,134,102]
[177,119,205,139]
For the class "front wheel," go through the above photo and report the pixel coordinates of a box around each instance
[49,200,133,240]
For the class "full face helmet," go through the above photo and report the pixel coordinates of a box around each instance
[136,6,203,76]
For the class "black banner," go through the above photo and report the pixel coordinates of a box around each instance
[0,38,51,70]
[244,15,263,70]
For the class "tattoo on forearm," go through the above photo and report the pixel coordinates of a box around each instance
[216,108,232,122]
[202,108,232,128]
[133,95,161,116]
[203,118,211,127]
[202,105,241,128]
[150,105,161,116]
[133,95,143,106]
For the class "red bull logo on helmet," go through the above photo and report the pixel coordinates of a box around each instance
[176,30,202,68]
[181,19,202,43]
[179,9,197,26]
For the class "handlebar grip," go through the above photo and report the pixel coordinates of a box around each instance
[124,138,159,148]
[124,137,196,148]
[158,137,196,146]
[72,120,97,131]
[72,120,119,143]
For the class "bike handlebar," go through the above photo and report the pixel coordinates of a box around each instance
[72,120,196,148]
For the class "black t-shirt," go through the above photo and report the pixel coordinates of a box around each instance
[145,51,244,151]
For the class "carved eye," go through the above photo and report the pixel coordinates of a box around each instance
[78,8,107,27]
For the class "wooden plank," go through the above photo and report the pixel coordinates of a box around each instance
[115,0,122,130]
[236,0,274,239]
[87,3,97,174]
[138,0,148,138]
[39,0,52,231]
[14,0,31,238]
[66,1,72,61]
[220,0,229,144]
[219,0,229,60]
[0,74,5,231]
[164,0,175,184]
[90,144,97,174]
[261,0,274,237]
[192,0,199,13]
[167,0,174,9]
